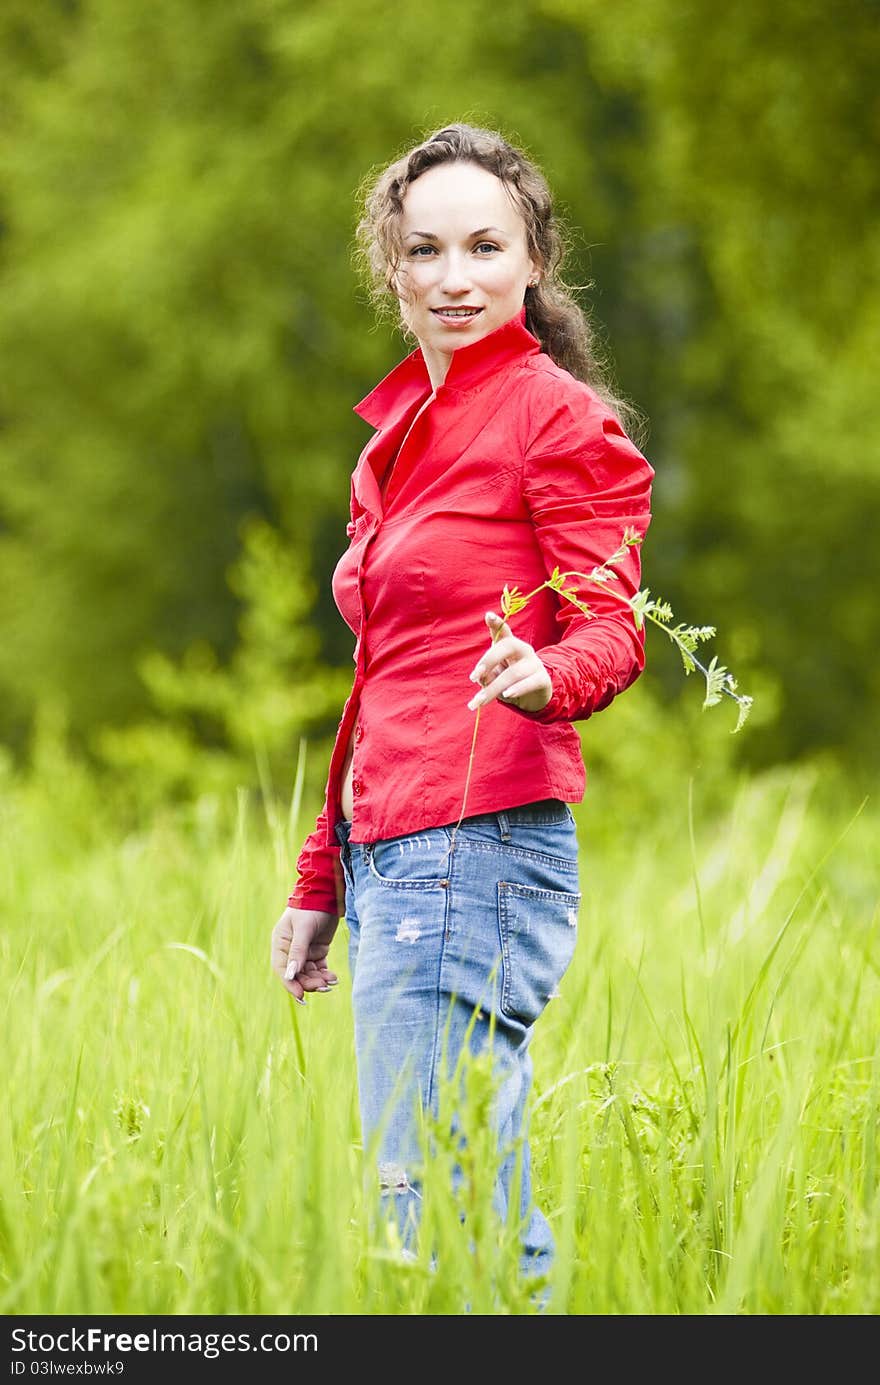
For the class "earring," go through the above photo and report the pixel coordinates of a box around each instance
[529,276,540,288]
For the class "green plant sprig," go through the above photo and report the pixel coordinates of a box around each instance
[451,528,752,844]
[500,527,753,734]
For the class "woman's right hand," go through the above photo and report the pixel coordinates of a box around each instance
[270,907,339,1003]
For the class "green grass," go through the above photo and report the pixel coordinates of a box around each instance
[1,717,878,1315]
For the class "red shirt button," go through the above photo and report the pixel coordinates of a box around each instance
[355,724,364,742]
[352,779,363,796]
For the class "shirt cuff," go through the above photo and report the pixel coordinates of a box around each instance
[286,884,343,916]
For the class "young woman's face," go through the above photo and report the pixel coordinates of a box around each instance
[395,161,539,383]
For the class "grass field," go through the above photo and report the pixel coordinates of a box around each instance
[2,697,878,1316]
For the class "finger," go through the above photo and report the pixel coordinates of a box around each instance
[485,611,510,635]
[284,936,309,1001]
[271,941,291,977]
[468,661,533,710]
[278,969,306,1003]
[472,659,507,689]
[485,611,514,647]
[501,671,547,700]
[302,977,338,993]
[299,958,334,984]
[469,637,522,683]
[299,970,335,992]
[293,957,339,993]
[283,944,338,1001]
[271,926,293,978]
[284,944,304,980]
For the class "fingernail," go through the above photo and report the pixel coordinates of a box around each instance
[469,671,480,684]
[317,985,332,993]
[326,978,339,987]
[285,964,295,980]
[294,995,306,1007]
[467,697,479,711]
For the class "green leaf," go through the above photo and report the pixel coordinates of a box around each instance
[733,695,754,734]
[703,655,729,709]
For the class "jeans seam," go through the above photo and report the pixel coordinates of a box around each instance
[425,875,453,1117]
[497,882,514,1016]
[450,837,578,873]
[501,882,582,902]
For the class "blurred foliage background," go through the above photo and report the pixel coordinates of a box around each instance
[1,0,877,807]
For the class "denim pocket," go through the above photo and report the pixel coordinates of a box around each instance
[497,881,580,1027]
[367,829,452,889]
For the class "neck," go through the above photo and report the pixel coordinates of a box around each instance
[420,343,453,391]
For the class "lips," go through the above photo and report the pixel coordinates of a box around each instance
[430,307,483,319]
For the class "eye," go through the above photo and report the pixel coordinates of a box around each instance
[408,244,437,257]
[474,242,501,255]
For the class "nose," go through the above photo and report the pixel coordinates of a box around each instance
[438,252,473,295]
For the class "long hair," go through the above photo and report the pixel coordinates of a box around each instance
[355,122,643,440]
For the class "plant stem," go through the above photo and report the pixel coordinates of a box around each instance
[550,566,750,716]
[449,707,482,857]
[452,533,752,842]
[450,624,503,850]
[643,610,743,710]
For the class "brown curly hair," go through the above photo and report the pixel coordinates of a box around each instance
[355,122,643,439]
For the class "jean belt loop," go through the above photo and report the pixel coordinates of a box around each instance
[497,809,511,843]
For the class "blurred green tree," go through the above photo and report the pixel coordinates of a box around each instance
[545,0,880,764]
[96,516,352,809]
[1,0,876,770]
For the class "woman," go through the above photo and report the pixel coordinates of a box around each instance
[271,123,653,1283]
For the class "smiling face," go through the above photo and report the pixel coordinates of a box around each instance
[394,161,540,388]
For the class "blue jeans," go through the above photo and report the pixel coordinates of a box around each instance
[334,799,580,1281]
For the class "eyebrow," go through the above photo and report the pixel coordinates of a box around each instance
[404,226,508,240]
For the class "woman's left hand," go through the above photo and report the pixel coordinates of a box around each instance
[467,612,553,714]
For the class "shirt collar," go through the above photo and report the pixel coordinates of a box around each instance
[353,306,541,428]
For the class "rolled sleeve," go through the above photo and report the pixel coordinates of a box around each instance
[288,803,345,916]
[520,390,654,724]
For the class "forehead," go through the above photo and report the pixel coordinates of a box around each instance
[401,161,524,236]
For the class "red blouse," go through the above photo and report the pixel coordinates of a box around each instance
[288,308,654,914]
